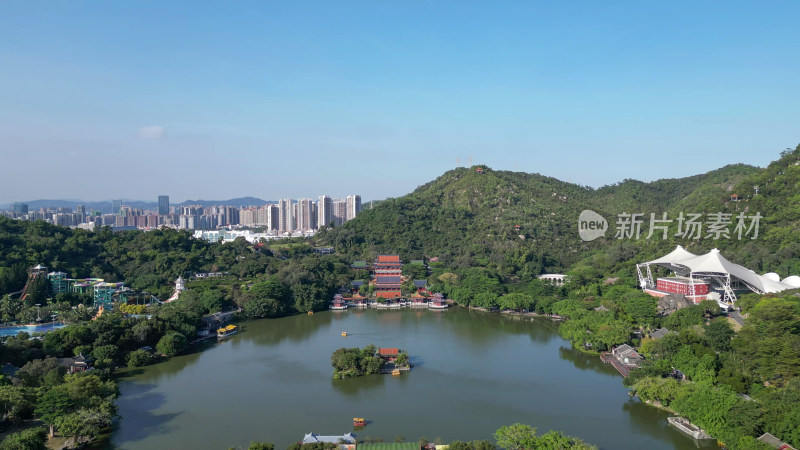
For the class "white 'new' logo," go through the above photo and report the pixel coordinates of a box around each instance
[578,210,608,241]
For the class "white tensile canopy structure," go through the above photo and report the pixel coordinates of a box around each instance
[637,246,798,304]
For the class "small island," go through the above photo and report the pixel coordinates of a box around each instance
[331,344,411,379]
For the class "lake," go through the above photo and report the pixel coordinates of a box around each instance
[109,308,713,450]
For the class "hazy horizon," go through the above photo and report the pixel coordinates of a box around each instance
[0,156,772,208]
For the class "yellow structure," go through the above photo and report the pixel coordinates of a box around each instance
[217,324,238,338]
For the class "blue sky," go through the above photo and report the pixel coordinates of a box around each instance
[1,1,799,204]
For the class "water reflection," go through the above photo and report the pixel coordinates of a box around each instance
[429,309,559,348]
[239,312,333,346]
[331,373,387,394]
[622,400,717,449]
[112,384,182,447]
[111,307,707,450]
[557,346,618,377]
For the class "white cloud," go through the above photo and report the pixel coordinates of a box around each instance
[138,126,167,139]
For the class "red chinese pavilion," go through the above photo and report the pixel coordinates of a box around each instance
[374,255,403,299]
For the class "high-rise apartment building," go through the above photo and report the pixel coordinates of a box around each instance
[278,199,293,232]
[255,206,268,228]
[240,207,258,226]
[346,195,361,221]
[332,200,347,226]
[297,198,316,231]
[318,195,333,228]
[267,204,279,231]
[158,195,170,215]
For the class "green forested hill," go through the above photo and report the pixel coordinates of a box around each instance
[319,166,598,278]
[320,145,800,278]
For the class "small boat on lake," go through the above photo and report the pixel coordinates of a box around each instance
[217,324,238,339]
[341,331,348,337]
[353,417,366,427]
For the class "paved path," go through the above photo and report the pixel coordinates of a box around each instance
[730,310,745,327]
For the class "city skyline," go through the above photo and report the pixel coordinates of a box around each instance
[2,194,364,233]
[2,2,799,204]
[0,194,371,210]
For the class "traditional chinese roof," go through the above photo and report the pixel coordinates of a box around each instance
[613,345,642,362]
[376,276,402,284]
[57,353,94,368]
[649,328,677,339]
[1,363,19,377]
[413,280,427,288]
[302,433,357,444]
[379,348,399,357]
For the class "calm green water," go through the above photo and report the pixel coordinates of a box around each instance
[109,308,713,450]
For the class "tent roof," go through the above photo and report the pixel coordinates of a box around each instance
[676,249,786,293]
[648,247,795,294]
[647,245,697,265]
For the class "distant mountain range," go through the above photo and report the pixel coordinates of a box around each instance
[0,197,274,214]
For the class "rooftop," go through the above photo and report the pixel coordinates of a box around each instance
[650,328,677,339]
[376,276,402,284]
[302,433,357,445]
[757,432,796,449]
[657,276,709,284]
[613,344,642,361]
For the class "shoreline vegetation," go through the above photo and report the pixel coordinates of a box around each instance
[227,423,597,450]
[2,146,800,449]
